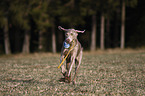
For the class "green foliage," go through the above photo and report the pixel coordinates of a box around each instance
[80,0,100,16]
[126,0,138,7]
[9,0,32,30]
[0,11,5,27]
[59,0,85,26]
[31,0,50,31]
[0,0,10,27]
[103,0,120,18]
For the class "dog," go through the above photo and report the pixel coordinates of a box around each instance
[58,26,85,84]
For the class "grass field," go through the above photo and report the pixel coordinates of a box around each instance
[0,49,145,95]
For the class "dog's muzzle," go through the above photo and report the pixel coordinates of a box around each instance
[66,38,70,44]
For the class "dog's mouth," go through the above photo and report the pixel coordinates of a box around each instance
[66,38,70,44]
[65,38,73,44]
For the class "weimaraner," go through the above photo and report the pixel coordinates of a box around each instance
[58,26,85,84]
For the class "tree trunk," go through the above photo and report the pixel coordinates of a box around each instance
[90,14,96,51]
[22,30,30,53]
[121,0,125,49]
[4,18,11,54]
[106,17,110,48]
[100,14,105,50]
[38,30,43,51]
[52,22,56,53]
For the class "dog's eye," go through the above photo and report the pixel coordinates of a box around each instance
[65,33,68,36]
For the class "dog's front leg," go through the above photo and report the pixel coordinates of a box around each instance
[68,55,76,77]
[60,45,67,76]
[60,54,66,76]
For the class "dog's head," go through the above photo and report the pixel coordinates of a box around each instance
[58,26,85,44]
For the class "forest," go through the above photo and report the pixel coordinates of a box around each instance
[0,0,145,54]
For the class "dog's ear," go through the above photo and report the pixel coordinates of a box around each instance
[58,26,69,31]
[75,30,85,33]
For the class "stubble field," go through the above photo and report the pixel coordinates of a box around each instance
[0,49,145,95]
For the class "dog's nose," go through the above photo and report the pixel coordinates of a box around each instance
[66,38,70,43]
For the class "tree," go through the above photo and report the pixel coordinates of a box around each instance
[99,0,120,49]
[99,0,106,50]
[59,0,85,27]
[0,0,12,54]
[10,0,32,53]
[91,14,97,51]
[21,11,31,53]
[31,0,50,52]
[3,18,11,54]
[120,0,138,49]
[22,31,30,53]
[80,0,100,51]
[120,0,125,49]
[100,13,105,50]
[51,20,56,53]
[48,0,60,53]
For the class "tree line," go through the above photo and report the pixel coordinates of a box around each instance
[1,0,144,54]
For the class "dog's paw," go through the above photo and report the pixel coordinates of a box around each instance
[65,76,71,83]
[62,72,66,77]
[59,78,65,82]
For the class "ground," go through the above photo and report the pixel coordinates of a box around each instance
[0,49,145,95]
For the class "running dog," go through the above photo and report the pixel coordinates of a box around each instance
[58,26,85,84]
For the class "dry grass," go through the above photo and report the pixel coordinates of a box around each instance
[0,49,145,95]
